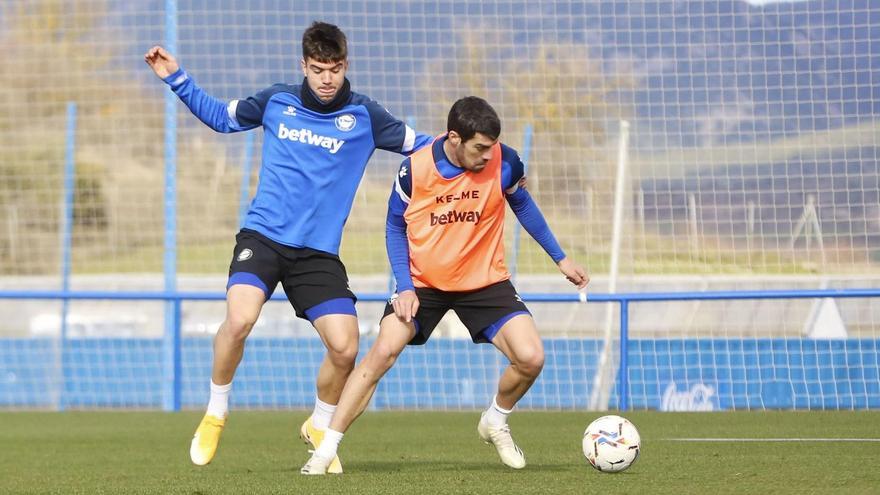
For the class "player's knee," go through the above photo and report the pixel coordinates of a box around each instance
[517,348,545,379]
[327,341,358,368]
[221,312,258,341]
[367,341,402,371]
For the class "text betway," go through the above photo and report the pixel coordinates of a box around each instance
[430,210,481,225]
[277,123,344,154]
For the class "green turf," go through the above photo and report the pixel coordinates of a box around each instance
[1,411,878,494]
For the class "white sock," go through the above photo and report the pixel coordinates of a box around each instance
[315,429,344,459]
[482,395,513,427]
[311,396,337,430]
[206,380,232,418]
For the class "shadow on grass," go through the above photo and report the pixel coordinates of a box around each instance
[340,460,575,473]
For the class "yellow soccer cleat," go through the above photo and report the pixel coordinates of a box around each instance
[190,414,226,466]
[299,417,343,474]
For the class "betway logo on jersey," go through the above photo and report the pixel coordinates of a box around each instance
[277,123,344,154]
[430,210,481,225]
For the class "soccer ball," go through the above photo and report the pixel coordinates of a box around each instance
[582,415,641,473]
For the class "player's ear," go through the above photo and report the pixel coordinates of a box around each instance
[300,58,307,75]
[447,130,461,147]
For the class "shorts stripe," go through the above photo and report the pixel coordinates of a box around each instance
[305,297,357,323]
[482,311,530,341]
[227,272,270,298]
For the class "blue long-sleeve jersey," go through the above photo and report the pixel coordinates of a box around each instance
[386,136,566,291]
[164,68,432,255]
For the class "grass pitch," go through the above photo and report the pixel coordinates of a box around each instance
[1,411,878,494]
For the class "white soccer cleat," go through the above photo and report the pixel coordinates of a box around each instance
[478,414,526,469]
[299,416,343,474]
[300,452,334,475]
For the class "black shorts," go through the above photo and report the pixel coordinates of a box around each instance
[227,229,356,319]
[383,279,530,345]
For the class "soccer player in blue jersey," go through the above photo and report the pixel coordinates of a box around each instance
[145,21,431,472]
[301,97,589,474]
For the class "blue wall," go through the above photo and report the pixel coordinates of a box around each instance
[1,338,878,410]
[623,339,880,410]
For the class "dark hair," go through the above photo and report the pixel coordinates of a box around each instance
[302,21,347,63]
[447,96,501,142]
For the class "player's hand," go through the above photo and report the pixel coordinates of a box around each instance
[144,46,180,79]
[557,257,589,290]
[392,289,419,323]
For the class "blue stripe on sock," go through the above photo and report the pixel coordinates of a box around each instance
[305,297,357,323]
[482,311,530,342]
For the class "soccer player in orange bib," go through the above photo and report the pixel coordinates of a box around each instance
[302,96,589,474]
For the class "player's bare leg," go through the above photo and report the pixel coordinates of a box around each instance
[301,314,414,475]
[212,285,266,384]
[333,315,414,431]
[299,314,359,474]
[313,314,360,402]
[490,315,545,410]
[478,314,545,469]
[191,284,265,466]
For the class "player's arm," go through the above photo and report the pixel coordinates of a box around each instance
[385,159,420,321]
[363,100,433,155]
[144,46,262,133]
[503,146,589,289]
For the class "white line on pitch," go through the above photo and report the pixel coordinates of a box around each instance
[662,438,880,442]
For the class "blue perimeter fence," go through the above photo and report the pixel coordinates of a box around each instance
[1,288,880,411]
